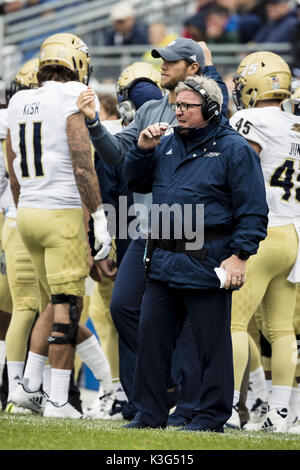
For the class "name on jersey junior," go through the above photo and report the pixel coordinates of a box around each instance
[23,102,40,115]
[289,142,300,157]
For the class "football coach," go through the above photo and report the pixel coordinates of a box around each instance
[123,74,268,432]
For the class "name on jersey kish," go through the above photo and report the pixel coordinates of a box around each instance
[23,102,40,115]
[289,142,300,157]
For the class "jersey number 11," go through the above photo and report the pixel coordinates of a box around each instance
[19,122,44,178]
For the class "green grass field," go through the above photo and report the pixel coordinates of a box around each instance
[1,412,300,452]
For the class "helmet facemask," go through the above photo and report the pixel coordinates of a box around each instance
[233,51,292,109]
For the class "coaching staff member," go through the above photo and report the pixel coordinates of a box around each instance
[123,75,269,432]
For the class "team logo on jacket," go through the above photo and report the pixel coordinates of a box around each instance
[166,149,173,155]
[203,152,221,157]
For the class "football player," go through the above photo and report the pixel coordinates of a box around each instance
[6,33,115,419]
[0,59,41,414]
[227,51,300,433]
[282,86,300,433]
[287,283,300,433]
[1,58,115,416]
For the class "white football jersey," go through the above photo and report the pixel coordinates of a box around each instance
[230,106,300,226]
[8,80,96,209]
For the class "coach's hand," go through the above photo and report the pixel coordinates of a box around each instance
[138,125,168,151]
[97,258,117,281]
[220,255,246,290]
[77,86,97,121]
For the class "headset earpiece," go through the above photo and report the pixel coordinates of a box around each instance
[202,99,220,121]
[184,79,220,121]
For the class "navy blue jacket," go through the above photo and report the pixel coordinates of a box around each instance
[123,116,268,289]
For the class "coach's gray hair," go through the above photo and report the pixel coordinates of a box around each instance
[175,75,223,109]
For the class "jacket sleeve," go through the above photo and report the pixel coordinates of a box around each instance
[123,143,155,194]
[227,142,268,255]
[94,153,120,209]
[203,65,228,118]
[86,116,138,166]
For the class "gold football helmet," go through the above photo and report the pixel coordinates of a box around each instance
[8,57,39,98]
[116,61,161,101]
[39,33,91,85]
[281,86,300,115]
[233,51,291,110]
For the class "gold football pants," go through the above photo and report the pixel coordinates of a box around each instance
[231,224,298,390]
[2,218,39,361]
[17,208,89,300]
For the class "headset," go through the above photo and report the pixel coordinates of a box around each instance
[173,78,242,136]
[118,99,136,126]
[184,79,221,122]
[117,77,160,127]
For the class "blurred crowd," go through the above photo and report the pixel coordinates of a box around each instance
[2,0,300,80]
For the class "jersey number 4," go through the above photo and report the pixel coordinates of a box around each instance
[270,159,300,201]
[19,122,44,177]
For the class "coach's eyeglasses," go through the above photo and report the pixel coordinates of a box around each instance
[175,102,203,112]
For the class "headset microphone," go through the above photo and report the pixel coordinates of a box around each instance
[170,122,211,133]
[169,110,217,134]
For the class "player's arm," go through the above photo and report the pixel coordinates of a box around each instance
[247,139,262,155]
[67,112,111,260]
[230,112,263,155]
[67,111,101,213]
[199,41,228,117]
[5,129,19,206]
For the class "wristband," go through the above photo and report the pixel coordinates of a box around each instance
[233,250,250,261]
[85,111,99,128]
